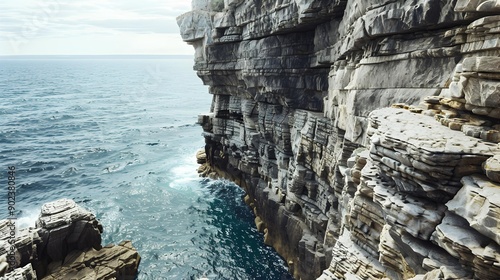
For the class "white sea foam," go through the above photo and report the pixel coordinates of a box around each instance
[168,152,201,189]
[168,164,199,190]
[17,209,40,229]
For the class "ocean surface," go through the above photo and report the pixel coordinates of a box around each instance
[0,56,293,280]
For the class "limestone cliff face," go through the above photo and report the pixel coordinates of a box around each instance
[178,1,500,279]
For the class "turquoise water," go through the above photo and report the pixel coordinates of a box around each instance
[0,57,293,279]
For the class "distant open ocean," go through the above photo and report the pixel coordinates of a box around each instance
[0,56,293,279]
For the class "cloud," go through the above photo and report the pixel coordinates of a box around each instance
[0,33,194,55]
[70,17,182,34]
[0,0,194,55]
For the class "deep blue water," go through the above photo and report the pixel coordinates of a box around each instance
[0,57,293,280]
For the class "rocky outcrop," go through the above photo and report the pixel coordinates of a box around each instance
[0,264,36,280]
[0,199,140,280]
[41,241,140,280]
[178,0,500,279]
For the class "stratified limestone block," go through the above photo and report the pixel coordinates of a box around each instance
[455,0,500,12]
[344,149,369,196]
[433,90,500,143]
[462,56,500,73]
[378,225,418,279]
[348,193,384,256]
[439,19,500,130]
[176,9,215,63]
[323,231,388,280]
[0,199,140,279]
[231,0,346,41]
[360,158,463,279]
[36,199,103,262]
[379,225,463,278]
[447,175,500,245]
[367,108,500,202]
[484,155,500,183]
[361,0,463,37]
[42,241,141,280]
[431,211,500,279]
[466,15,500,39]
[408,265,472,280]
[37,199,97,229]
[177,9,213,43]
[463,77,500,108]
[373,184,446,241]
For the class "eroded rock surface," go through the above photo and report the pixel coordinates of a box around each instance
[178,0,500,279]
[0,199,140,280]
[0,264,36,280]
[42,241,140,280]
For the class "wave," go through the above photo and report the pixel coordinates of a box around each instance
[17,209,40,229]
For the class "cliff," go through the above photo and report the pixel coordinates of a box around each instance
[178,0,500,279]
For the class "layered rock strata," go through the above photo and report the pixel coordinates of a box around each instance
[0,199,140,280]
[179,0,500,279]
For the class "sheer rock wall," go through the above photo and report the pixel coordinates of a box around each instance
[178,1,500,279]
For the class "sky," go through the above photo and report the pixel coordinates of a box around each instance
[0,0,195,55]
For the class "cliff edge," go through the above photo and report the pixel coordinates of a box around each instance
[179,0,500,279]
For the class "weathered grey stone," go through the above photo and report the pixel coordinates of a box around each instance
[41,241,140,280]
[431,211,500,279]
[0,199,140,279]
[463,77,500,108]
[456,0,500,12]
[367,108,499,203]
[0,264,36,280]
[35,198,103,263]
[408,265,472,280]
[178,1,500,279]
[462,56,500,73]
[0,221,41,277]
[321,231,388,280]
[477,0,500,12]
[483,155,500,182]
[447,175,500,245]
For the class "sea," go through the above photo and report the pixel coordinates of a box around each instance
[0,56,293,280]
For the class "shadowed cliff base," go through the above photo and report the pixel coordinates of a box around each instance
[181,0,500,279]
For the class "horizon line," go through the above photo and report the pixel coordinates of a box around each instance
[0,54,193,56]
[0,54,194,59]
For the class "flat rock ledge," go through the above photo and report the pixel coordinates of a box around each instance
[0,199,140,280]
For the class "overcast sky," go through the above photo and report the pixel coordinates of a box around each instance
[0,0,194,55]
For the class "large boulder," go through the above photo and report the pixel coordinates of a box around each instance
[0,199,140,280]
